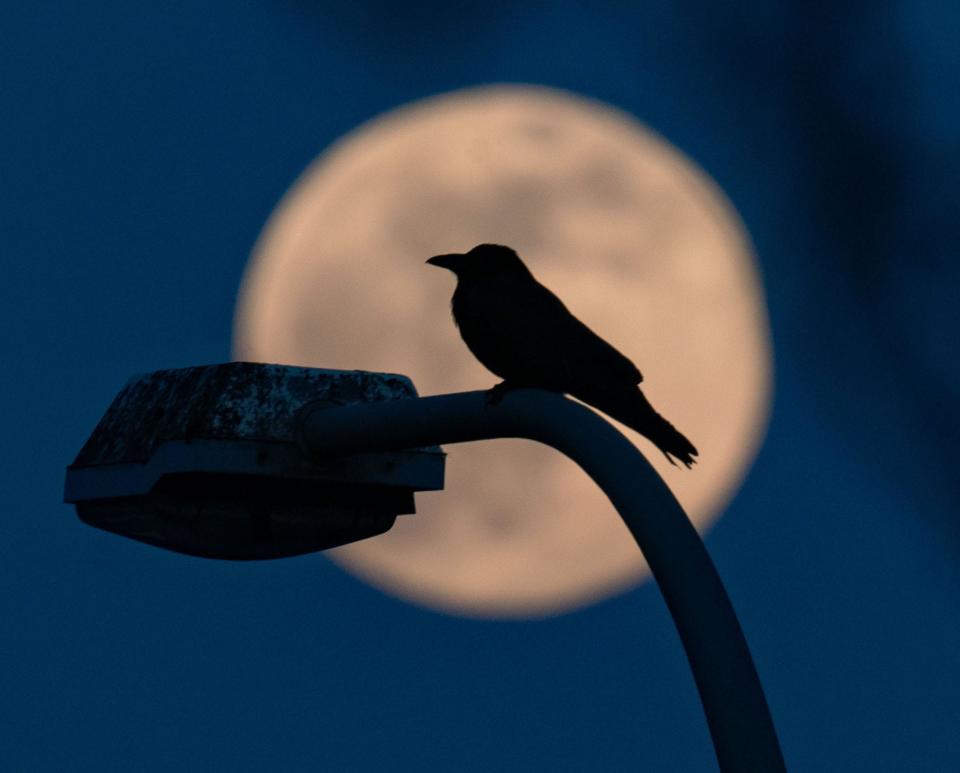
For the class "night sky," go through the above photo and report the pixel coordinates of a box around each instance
[4,2,959,771]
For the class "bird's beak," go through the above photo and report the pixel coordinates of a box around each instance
[426,253,462,271]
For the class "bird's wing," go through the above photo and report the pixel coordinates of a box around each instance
[452,275,643,389]
[523,281,643,387]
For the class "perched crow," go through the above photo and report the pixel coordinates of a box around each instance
[427,243,698,467]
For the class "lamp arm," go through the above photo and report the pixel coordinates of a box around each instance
[299,388,785,773]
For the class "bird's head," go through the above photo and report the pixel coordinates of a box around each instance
[426,244,532,280]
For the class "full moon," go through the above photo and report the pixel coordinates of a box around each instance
[234,85,772,618]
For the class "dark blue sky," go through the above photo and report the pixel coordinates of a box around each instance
[3,2,959,770]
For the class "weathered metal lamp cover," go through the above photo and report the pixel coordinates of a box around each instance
[64,363,444,559]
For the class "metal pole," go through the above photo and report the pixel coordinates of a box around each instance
[300,388,786,773]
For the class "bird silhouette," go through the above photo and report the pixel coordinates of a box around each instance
[427,243,698,467]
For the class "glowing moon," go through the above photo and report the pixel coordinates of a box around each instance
[234,85,771,618]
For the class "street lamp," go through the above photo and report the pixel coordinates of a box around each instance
[64,362,444,559]
[65,361,785,773]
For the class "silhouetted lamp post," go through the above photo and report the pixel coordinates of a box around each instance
[65,362,785,773]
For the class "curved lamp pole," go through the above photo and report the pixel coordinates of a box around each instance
[301,388,786,773]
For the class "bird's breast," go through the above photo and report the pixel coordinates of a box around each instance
[450,279,568,388]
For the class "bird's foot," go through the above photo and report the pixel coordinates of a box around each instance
[485,381,518,406]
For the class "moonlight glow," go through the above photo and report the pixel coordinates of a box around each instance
[233,85,772,618]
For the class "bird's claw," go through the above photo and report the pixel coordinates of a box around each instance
[485,382,514,406]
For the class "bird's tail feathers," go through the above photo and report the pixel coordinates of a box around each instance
[641,410,699,468]
[590,388,699,468]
